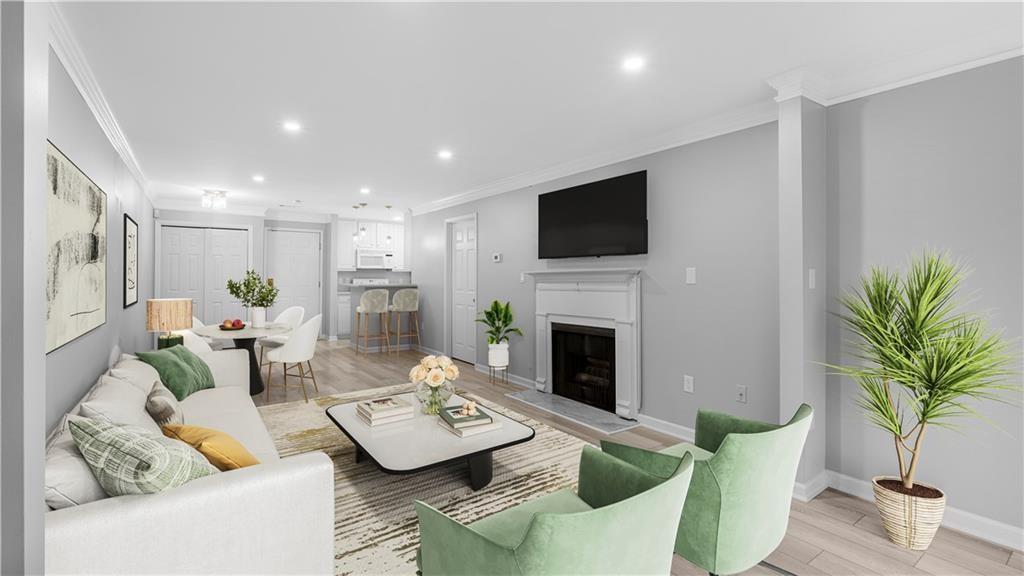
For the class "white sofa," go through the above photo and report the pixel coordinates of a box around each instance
[44,348,335,575]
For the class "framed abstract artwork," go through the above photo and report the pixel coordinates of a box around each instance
[124,213,138,307]
[46,141,107,353]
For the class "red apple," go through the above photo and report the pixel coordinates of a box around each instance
[232,319,243,328]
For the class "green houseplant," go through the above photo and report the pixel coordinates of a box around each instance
[833,251,1015,550]
[476,300,523,368]
[226,270,279,328]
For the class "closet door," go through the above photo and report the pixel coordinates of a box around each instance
[160,226,206,321]
[204,228,248,322]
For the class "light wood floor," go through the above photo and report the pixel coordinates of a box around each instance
[256,341,1023,576]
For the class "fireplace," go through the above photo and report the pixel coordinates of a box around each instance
[551,323,616,413]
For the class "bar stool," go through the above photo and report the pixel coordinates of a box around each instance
[389,288,421,352]
[354,289,391,354]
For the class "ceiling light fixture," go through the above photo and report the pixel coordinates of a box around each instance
[393,216,404,222]
[282,120,302,133]
[621,55,646,72]
[437,149,454,161]
[360,187,370,195]
[252,175,265,183]
[201,190,227,210]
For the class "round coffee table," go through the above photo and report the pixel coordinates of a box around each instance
[193,323,291,395]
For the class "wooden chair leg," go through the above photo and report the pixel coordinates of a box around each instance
[363,313,369,354]
[397,312,403,353]
[306,360,319,393]
[413,311,422,346]
[266,362,273,401]
[354,312,361,354]
[298,362,309,403]
[381,313,392,353]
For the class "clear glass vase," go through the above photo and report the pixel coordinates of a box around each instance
[416,381,454,415]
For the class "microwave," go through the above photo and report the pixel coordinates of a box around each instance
[356,248,394,269]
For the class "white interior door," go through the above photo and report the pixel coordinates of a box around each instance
[266,229,321,323]
[451,219,477,363]
[160,226,206,321]
[205,228,248,322]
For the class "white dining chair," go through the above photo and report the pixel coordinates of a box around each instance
[259,306,305,367]
[190,316,224,350]
[265,314,321,403]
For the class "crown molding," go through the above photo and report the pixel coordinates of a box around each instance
[766,68,830,105]
[412,100,778,215]
[48,4,151,202]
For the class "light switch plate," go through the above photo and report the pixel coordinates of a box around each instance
[735,385,748,404]
[808,268,816,290]
[683,374,694,393]
[492,252,503,263]
[685,267,697,285]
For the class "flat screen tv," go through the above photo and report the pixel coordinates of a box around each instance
[538,170,647,259]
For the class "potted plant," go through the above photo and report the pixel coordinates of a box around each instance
[226,270,279,328]
[833,252,1015,551]
[477,300,523,368]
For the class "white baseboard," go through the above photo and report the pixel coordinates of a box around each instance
[415,345,445,356]
[793,470,831,503]
[349,342,418,353]
[635,413,695,443]
[472,364,533,389]
[826,470,1024,551]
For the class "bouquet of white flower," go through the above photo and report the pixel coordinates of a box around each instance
[410,355,459,414]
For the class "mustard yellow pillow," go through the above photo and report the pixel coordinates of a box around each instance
[161,424,260,471]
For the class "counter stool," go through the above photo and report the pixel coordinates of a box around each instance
[389,288,421,352]
[355,289,391,354]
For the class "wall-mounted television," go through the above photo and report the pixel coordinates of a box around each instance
[538,170,648,259]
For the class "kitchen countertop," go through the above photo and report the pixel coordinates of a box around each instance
[339,283,418,289]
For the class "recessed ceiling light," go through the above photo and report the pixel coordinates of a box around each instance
[252,174,265,183]
[282,120,302,133]
[437,149,454,160]
[393,216,404,222]
[359,187,371,195]
[621,56,646,72]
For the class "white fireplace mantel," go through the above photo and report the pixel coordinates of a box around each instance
[525,268,642,420]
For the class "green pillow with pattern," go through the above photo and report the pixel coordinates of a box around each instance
[136,345,213,400]
[68,417,217,497]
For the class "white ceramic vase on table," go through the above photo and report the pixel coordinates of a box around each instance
[249,307,267,328]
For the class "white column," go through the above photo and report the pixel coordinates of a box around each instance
[769,70,829,495]
[1,1,49,572]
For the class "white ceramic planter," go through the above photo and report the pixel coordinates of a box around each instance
[249,307,267,328]
[488,342,509,368]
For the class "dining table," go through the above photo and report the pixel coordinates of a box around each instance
[192,323,291,396]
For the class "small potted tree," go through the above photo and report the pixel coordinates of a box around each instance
[226,270,279,328]
[834,252,1015,550]
[477,300,523,368]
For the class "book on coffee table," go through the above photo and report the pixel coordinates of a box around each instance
[357,396,413,426]
[439,405,493,429]
[438,418,503,438]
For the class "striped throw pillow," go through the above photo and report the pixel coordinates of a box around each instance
[68,417,216,497]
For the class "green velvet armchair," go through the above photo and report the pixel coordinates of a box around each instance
[602,404,813,576]
[414,445,694,575]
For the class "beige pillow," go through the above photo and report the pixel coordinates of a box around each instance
[146,382,184,426]
[45,427,107,509]
[109,357,162,395]
[79,375,161,435]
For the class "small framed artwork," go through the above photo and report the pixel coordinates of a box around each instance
[123,213,138,308]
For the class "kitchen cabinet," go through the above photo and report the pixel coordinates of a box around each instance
[337,220,357,269]
[347,220,406,269]
[337,293,352,337]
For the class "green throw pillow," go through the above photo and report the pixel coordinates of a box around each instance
[68,417,216,497]
[136,346,213,400]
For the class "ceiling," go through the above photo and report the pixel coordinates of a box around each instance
[59,2,1022,218]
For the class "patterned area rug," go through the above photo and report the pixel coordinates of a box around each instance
[257,384,588,576]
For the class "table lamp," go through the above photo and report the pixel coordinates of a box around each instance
[146,298,193,349]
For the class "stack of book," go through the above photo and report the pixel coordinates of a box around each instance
[357,396,413,426]
[438,405,502,437]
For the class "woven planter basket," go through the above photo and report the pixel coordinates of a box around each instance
[872,476,946,550]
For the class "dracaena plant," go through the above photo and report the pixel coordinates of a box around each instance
[476,300,523,344]
[226,270,279,308]
[833,251,1016,490]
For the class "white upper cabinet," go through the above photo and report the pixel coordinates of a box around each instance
[337,220,357,269]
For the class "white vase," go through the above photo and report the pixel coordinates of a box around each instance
[488,342,509,368]
[249,307,267,328]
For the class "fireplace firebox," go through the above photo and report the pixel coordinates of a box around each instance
[551,323,616,413]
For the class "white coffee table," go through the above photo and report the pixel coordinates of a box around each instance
[326,392,535,490]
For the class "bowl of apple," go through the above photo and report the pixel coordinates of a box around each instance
[219,318,246,331]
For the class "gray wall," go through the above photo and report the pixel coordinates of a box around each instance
[826,58,1023,528]
[45,50,154,430]
[412,122,781,428]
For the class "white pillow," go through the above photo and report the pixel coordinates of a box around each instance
[45,428,107,510]
[109,358,161,395]
[78,375,161,436]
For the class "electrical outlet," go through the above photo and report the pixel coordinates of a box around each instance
[683,374,694,394]
[808,268,816,290]
[685,267,697,285]
[492,252,503,263]
[735,385,748,404]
